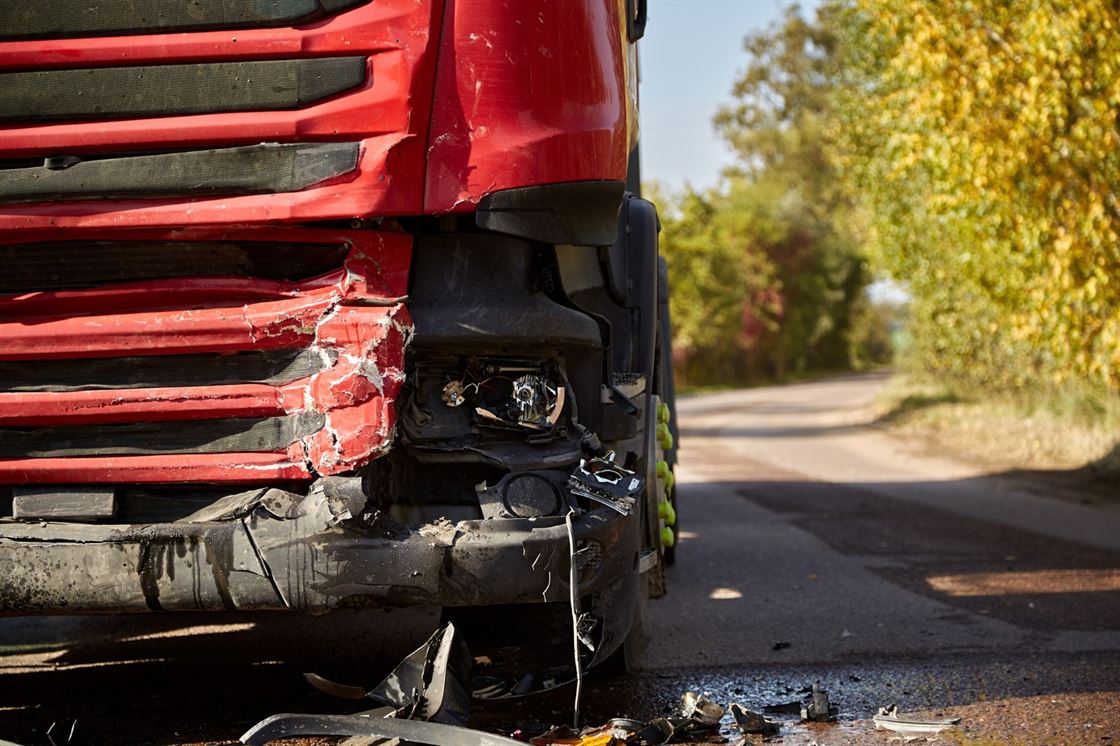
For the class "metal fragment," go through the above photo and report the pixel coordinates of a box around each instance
[730,703,781,736]
[801,684,838,722]
[305,622,472,726]
[872,705,961,736]
[240,713,525,746]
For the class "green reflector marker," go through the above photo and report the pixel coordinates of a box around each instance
[660,526,675,548]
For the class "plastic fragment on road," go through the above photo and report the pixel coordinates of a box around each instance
[301,622,472,724]
[729,703,781,736]
[240,713,526,746]
[243,622,488,745]
[530,692,730,746]
[872,705,961,737]
[801,684,838,722]
[530,718,645,746]
[677,691,724,727]
[762,700,802,715]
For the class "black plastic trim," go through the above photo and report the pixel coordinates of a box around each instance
[627,0,648,42]
[0,350,333,393]
[476,181,625,247]
[0,0,369,41]
[0,58,367,123]
[0,240,348,292]
[0,142,360,204]
[0,413,325,458]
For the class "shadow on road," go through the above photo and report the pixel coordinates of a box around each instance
[0,608,440,745]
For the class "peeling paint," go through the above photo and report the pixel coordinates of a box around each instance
[0,228,413,485]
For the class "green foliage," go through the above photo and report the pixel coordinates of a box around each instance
[657,7,884,386]
[833,0,1120,391]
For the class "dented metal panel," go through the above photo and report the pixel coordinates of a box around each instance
[0,487,636,614]
[423,0,629,213]
[0,227,412,484]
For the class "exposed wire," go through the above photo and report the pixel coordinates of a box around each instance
[564,509,583,729]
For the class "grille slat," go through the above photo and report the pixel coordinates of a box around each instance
[0,413,326,458]
[0,58,367,123]
[0,0,369,41]
[0,142,360,204]
[0,240,348,293]
[0,350,332,393]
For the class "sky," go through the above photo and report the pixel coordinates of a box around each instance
[639,0,819,191]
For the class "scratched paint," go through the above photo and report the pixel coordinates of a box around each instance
[0,227,413,485]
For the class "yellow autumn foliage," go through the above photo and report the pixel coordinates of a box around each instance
[834,0,1120,389]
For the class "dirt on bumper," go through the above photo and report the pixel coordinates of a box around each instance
[0,479,637,615]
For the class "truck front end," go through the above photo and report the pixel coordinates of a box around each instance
[0,0,675,678]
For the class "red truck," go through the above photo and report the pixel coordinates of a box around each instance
[0,0,677,680]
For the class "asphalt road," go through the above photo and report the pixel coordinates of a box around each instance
[1,374,1118,744]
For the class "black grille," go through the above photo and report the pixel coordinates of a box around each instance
[0,0,369,41]
[0,350,334,393]
[0,58,367,123]
[0,240,348,293]
[0,413,326,458]
[0,142,360,204]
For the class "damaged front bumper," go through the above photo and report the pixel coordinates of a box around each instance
[0,478,640,616]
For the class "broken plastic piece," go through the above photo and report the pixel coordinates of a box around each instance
[240,713,526,746]
[670,691,724,741]
[762,700,801,715]
[529,723,623,746]
[567,451,643,515]
[632,717,674,746]
[304,622,471,726]
[729,703,780,736]
[801,684,838,722]
[677,691,723,726]
[872,705,961,737]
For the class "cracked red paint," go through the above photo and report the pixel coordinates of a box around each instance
[0,227,412,485]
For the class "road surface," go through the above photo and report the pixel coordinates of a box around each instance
[1,374,1117,743]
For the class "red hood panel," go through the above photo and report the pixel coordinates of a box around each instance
[423,0,629,213]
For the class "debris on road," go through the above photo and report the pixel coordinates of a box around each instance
[304,622,472,724]
[800,684,838,723]
[675,691,724,739]
[530,718,646,746]
[762,701,802,715]
[872,705,961,737]
[771,642,791,651]
[244,622,483,744]
[729,703,780,736]
[528,692,731,746]
[240,713,526,746]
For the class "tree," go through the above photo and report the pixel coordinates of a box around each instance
[711,5,873,379]
[834,0,1120,390]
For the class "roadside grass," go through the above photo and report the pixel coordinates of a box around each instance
[874,376,1120,482]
